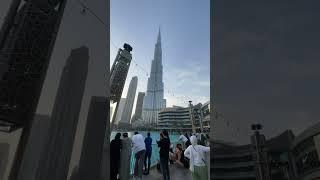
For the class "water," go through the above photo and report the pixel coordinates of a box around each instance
[111,131,180,174]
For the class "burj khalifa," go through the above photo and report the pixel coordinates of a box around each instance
[142,28,166,125]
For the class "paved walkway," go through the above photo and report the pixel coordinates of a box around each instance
[130,164,192,180]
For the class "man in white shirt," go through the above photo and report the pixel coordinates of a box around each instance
[179,133,188,144]
[131,132,146,180]
[178,133,191,149]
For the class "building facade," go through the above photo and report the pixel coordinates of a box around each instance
[78,96,108,180]
[157,106,192,132]
[17,114,50,180]
[114,98,126,125]
[131,92,145,123]
[36,46,89,180]
[0,143,9,180]
[191,101,211,133]
[211,123,320,180]
[110,44,133,103]
[119,76,138,126]
[291,122,320,180]
[142,29,166,125]
[212,130,295,180]
[0,1,60,131]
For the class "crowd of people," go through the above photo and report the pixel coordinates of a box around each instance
[110,130,210,180]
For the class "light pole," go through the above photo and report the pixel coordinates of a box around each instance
[251,123,264,180]
[189,101,196,133]
[199,107,204,133]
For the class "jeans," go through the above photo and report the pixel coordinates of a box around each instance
[144,151,152,173]
[160,157,170,180]
[134,150,146,178]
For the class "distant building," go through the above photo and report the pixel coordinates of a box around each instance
[110,44,133,103]
[157,102,211,132]
[17,114,50,180]
[291,122,320,179]
[193,101,210,132]
[114,98,126,124]
[119,76,138,126]
[157,106,192,132]
[142,29,166,125]
[212,122,320,180]
[131,92,145,123]
[36,46,89,180]
[212,130,295,180]
[78,96,108,180]
[0,143,9,180]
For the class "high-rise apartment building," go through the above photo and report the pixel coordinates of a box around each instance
[114,98,126,124]
[131,92,145,123]
[120,76,138,125]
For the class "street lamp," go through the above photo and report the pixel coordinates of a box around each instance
[189,101,196,133]
[251,123,264,180]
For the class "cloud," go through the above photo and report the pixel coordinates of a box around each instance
[166,95,210,107]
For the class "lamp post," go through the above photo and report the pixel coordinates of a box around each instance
[251,123,264,180]
[189,101,196,133]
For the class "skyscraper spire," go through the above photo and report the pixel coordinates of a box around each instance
[157,26,161,43]
[142,29,166,125]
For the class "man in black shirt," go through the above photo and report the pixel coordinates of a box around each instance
[157,130,170,180]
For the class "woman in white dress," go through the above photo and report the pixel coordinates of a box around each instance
[184,135,210,180]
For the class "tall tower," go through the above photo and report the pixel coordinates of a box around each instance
[114,98,126,124]
[36,46,89,180]
[131,92,145,123]
[120,76,138,125]
[142,28,166,124]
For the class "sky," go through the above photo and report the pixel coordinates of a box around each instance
[110,0,210,110]
[213,0,320,145]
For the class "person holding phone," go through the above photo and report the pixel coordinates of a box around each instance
[157,130,171,180]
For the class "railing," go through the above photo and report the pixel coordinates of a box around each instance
[129,141,180,174]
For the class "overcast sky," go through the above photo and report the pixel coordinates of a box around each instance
[213,0,320,145]
[111,0,210,109]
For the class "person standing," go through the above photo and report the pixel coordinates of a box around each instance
[157,130,171,180]
[178,133,189,149]
[185,133,191,148]
[132,132,146,180]
[184,136,210,180]
[119,132,132,180]
[143,132,152,175]
[110,133,122,180]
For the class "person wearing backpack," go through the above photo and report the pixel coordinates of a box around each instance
[184,135,210,180]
